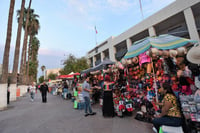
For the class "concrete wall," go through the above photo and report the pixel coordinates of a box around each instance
[0,84,7,110]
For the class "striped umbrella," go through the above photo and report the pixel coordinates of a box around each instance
[124,34,197,59]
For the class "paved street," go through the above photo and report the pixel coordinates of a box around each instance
[0,92,153,133]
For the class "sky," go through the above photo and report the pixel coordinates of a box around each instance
[0,0,175,77]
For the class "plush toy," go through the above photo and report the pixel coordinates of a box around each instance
[126,103,134,112]
[118,100,125,112]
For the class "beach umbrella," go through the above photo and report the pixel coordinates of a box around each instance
[124,34,197,59]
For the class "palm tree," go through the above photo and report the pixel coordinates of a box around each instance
[11,0,25,84]
[29,36,40,82]
[41,65,46,80]
[26,9,40,84]
[0,0,15,84]
[0,0,15,109]
[19,0,32,84]
[30,36,40,62]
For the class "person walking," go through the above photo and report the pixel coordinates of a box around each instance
[40,82,49,103]
[62,81,68,99]
[82,76,96,117]
[29,82,36,102]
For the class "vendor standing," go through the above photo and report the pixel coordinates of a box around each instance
[152,82,182,132]
[102,75,115,117]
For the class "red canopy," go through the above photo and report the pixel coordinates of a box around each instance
[72,72,80,76]
[58,75,73,79]
[57,72,80,79]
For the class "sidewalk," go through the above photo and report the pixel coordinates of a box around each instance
[0,92,153,133]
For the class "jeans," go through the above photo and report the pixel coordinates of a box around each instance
[84,97,92,114]
[152,116,182,132]
[30,92,35,100]
[63,88,68,99]
[42,93,47,103]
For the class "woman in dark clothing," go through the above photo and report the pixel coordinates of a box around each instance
[102,75,115,117]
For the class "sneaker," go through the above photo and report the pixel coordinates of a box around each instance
[89,112,96,115]
[152,127,157,133]
[85,113,89,117]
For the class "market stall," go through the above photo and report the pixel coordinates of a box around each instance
[119,34,198,123]
[123,34,197,101]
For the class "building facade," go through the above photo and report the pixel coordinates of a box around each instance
[87,0,200,67]
[45,68,62,80]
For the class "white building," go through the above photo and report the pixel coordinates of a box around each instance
[45,68,62,80]
[87,0,200,67]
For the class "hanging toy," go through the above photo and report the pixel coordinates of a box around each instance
[118,100,125,112]
[126,100,134,112]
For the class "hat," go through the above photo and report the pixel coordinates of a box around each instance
[151,48,159,55]
[169,50,177,58]
[187,44,200,64]
[121,58,127,65]
[162,50,169,58]
[177,47,187,56]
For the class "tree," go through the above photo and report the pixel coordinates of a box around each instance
[19,0,32,84]
[59,54,89,75]
[26,9,40,84]
[38,76,44,83]
[0,0,15,83]
[17,7,40,84]
[28,36,40,82]
[48,73,57,80]
[41,65,46,80]
[28,60,38,82]
[11,0,25,84]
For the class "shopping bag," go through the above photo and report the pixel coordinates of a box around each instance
[74,100,78,109]
[74,90,78,97]
[159,127,163,133]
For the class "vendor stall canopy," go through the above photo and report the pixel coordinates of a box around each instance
[80,59,114,75]
[124,34,197,59]
[57,72,80,79]
[92,59,114,71]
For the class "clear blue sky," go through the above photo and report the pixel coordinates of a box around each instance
[0,0,175,77]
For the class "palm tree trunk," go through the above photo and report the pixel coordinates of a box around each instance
[0,0,15,84]
[20,33,28,84]
[20,0,32,85]
[11,0,25,84]
[26,35,33,84]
